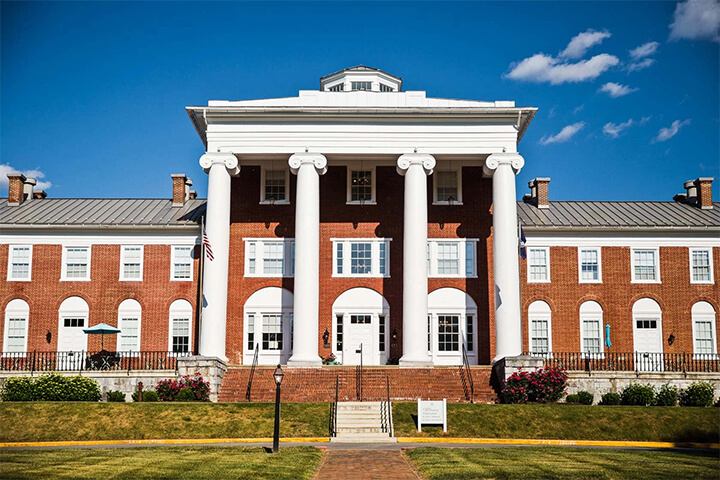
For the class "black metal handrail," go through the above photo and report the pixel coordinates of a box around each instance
[528,351,720,373]
[245,344,259,402]
[461,343,475,403]
[330,375,339,437]
[0,350,191,375]
[355,343,363,401]
[382,373,393,437]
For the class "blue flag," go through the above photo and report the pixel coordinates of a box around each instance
[519,224,527,260]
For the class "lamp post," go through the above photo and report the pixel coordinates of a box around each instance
[272,364,284,453]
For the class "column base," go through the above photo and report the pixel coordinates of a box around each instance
[287,357,322,367]
[399,356,434,367]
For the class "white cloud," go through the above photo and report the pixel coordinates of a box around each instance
[0,164,52,191]
[629,41,660,59]
[598,82,639,97]
[539,122,586,145]
[560,29,612,59]
[653,119,691,142]
[627,58,656,72]
[573,104,585,114]
[603,119,635,138]
[669,0,720,42]
[506,53,619,85]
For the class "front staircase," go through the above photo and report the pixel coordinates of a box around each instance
[331,401,396,443]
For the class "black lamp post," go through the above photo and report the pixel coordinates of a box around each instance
[272,364,284,453]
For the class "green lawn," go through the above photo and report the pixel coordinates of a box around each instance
[392,403,720,443]
[0,446,322,480]
[0,402,330,442]
[405,447,719,480]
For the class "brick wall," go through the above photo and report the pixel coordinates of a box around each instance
[0,243,200,353]
[521,245,720,354]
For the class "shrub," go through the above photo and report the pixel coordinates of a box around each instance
[577,391,594,405]
[1,376,35,401]
[155,373,210,402]
[65,376,102,402]
[599,392,620,405]
[501,367,568,404]
[176,388,194,402]
[565,394,580,404]
[106,390,126,402]
[142,390,159,402]
[620,383,655,406]
[653,384,678,407]
[679,381,715,407]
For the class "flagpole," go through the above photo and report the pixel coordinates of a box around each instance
[196,214,206,355]
[517,218,524,355]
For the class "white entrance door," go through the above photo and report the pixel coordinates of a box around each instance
[58,317,88,369]
[634,317,662,372]
[344,314,375,365]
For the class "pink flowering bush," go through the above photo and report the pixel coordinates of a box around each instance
[155,372,210,402]
[501,367,568,404]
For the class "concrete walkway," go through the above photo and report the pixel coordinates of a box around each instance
[314,450,422,480]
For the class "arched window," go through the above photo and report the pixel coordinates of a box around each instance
[692,301,717,358]
[4,299,29,354]
[58,296,89,352]
[169,299,192,354]
[528,301,551,356]
[117,299,141,353]
[580,301,604,357]
[243,287,293,365]
[427,287,478,365]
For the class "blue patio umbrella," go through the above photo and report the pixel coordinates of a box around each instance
[605,324,612,347]
[83,323,121,350]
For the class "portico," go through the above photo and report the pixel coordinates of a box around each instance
[189,66,536,367]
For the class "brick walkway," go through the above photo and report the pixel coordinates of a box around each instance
[314,450,422,480]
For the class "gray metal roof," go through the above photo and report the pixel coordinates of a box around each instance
[518,201,720,231]
[0,199,206,229]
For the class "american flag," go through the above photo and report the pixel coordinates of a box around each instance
[519,222,527,260]
[202,228,214,261]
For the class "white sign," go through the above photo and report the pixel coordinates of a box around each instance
[417,398,447,432]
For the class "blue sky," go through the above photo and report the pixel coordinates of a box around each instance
[2,1,718,201]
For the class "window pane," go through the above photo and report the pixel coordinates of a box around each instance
[436,171,458,202]
[263,242,284,275]
[350,243,372,274]
[6,317,27,352]
[580,249,599,281]
[10,247,30,279]
[438,315,459,352]
[465,242,474,276]
[173,246,192,279]
[634,250,656,281]
[248,242,256,274]
[351,170,372,202]
[262,314,283,351]
[336,243,343,274]
[466,315,474,352]
[264,170,286,201]
[531,318,549,354]
[582,317,601,354]
[123,247,142,279]
[172,317,190,353]
[379,243,386,275]
[336,315,343,350]
[119,317,140,351]
[692,250,711,282]
[437,243,459,275]
[694,320,714,354]
[378,315,385,352]
[247,315,255,351]
[529,249,548,281]
[66,248,88,278]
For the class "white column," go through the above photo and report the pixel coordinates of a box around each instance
[397,153,435,366]
[287,152,327,366]
[198,152,240,361]
[484,153,525,362]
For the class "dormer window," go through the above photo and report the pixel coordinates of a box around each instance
[351,82,372,91]
[328,84,344,92]
[380,84,394,92]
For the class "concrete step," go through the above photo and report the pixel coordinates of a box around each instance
[331,435,397,443]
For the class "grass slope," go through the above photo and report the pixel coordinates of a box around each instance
[406,447,719,480]
[393,403,720,443]
[0,446,323,480]
[0,403,330,442]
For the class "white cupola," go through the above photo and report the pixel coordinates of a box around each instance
[319,65,403,92]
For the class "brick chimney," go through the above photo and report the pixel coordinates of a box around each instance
[7,173,26,205]
[695,177,713,209]
[171,174,193,206]
[524,177,551,209]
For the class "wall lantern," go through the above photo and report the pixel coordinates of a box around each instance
[322,328,330,347]
[668,333,676,346]
[46,331,52,344]
[392,329,398,342]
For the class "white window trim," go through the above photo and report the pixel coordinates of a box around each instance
[117,303,142,355]
[528,302,553,358]
[579,304,605,359]
[119,245,144,282]
[691,303,718,359]
[170,245,194,282]
[427,239,478,278]
[578,247,602,284]
[527,246,551,284]
[689,248,714,285]
[61,245,91,282]
[168,308,193,355]
[260,166,291,205]
[7,245,33,282]
[331,238,391,278]
[432,169,463,205]
[630,247,661,284]
[3,300,29,355]
[428,311,477,358]
[244,238,295,278]
[346,165,377,205]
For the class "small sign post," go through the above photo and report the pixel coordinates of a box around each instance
[417,398,447,432]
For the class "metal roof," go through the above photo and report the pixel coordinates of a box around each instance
[518,201,720,231]
[0,199,206,229]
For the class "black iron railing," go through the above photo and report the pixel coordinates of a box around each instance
[461,343,475,403]
[0,351,191,375]
[355,343,363,401]
[330,375,339,437]
[529,352,720,374]
[245,344,259,402]
[380,373,393,437]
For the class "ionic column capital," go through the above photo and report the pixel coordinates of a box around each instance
[396,154,436,176]
[483,153,525,176]
[288,152,328,175]
[199,152,240,176]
